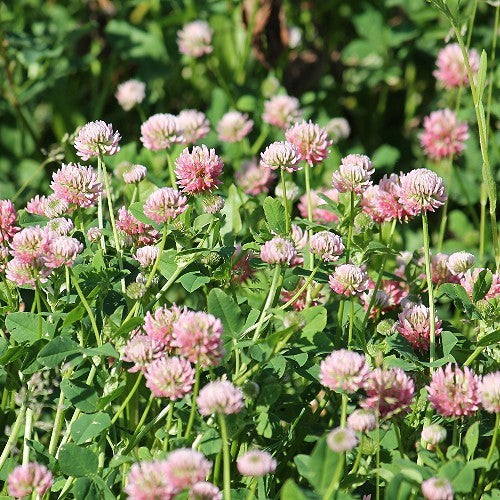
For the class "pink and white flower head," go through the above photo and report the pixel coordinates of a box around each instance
[320,349,370,393]
[171,311,223,367]
[45,236,83,269]
[178,110,210,144]
[46,217,74,236]
[197,380,244,416]
[42,194,69,219]
[285,120,332,166]
[115,79,146,111]
[145,356,195,399]
[0,199,19,243]
[164,449,212,493]
[447,251,475,276]
[235,159,276,195]
[125,461,175,499]
[140,113,184,151]
[420,109,468,160]
[144,304,185,350]
[327,427,358,453]
[51,163,102,208]
[190,482,222,500]
[309,231,344,262]
[237,450,276,477]
[478,371,500,413]
[143,188,188,223]
[133,245,159,268]
[175,145,223,195]
[460,268,500,300]
[326,117,351,143]
[87,227,102,243]
[216,111,253,142]
[6,258,51,287]
[263,95,302,129]
[260,141,302,172]
[431,253,458,285]
[177,20,213,58]
[332,154,374,194]
[397,168,447,216]
[329,264,369,296]
[362,367,415,418]
[122,333,162,373]
[427,364,480,418]
[421,477,454,500]
[421,424,447,445]
[397,303,442,352]
[74,120,121,160]
[10,225,54,264]
[275,180,300,202]
[291,224,308,250]
[347,409,377,433]
[117,206,159,247]
[123,164,147,184]
[7,462,53,499]
[260,237,296,265]
[434,43,480,89]
[298,188,339,224]
[26,195,47,216]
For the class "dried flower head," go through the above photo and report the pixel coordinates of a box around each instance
[74,120,121,160]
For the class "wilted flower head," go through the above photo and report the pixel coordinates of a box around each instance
[217,111,253,142]
[140,113,184,151]
[144,304,185,349]
[87,227,102,243]
[45,236,83,269]
[427,364,480,418]
[329,264,369,296]
[0,199,19,243]
[260,141,301,172]
[237,450,277,477]
[298,188,339,224]
[460,268,500,300]
[310,231,344,262]
[172,311,223,366]
[421,424,447,445]
[122,333,162,373]
[447,251,475,276]
[398,168,447,216]
[420,109,468,160]
[143,188,188,223]
[326,117,350,143]
[134,245,160,268]
[177,20,213,58]
[327,427,358,453]
[332,154,374,194]
[145,356,195,399]
[421,477,454,500]
[362,367,415,417]
[260,237,296,265]
[285,120,332,166]
[197,380,244,415]
[175,145,224,194]
[123,164,147,184]
[164,449,212,493]
[46,217,74,235]
[189,482,222,500]
[347,409,377,433]
[202,194,225,214]
[51,163,102,208]
[320,349,370,392]
[125,460,174,499]
[115,79,146,111]
[397,303,442,352]
[262,95,302,129]
[8,462,53,499]
[478,371,500,413]
[178,110,210,144]
[235,159,276,196]
[42,194,69,219]
[434,43,480,89]
[74,120,121,160]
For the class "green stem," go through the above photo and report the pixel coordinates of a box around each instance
[236,0,257,84]
[304,163,314,305]
[219,414,232,500]
[422,214,436,366]
[348,297,354,349]
[96,156,106,252]
[184,361,201,440]
[437,156,453,251]
[340,393,348,427]
[346,191,355,262]
[394,422,404,458]
[281,264,320,310]
[35,283,42,338]
[12,158,50,202]
[145,223,168,289]
[352,436,363,473]
[166,150,177,189]
[252,265,281,341]
[49,390,65,456]
[164,402,174,452]
[251,124,269,155]
[479,183,487,266]
[110,373,143,425]
[22,406,33,465]
[71,271,102,347]
[246,479,257,500]
[0,403,26,470]
[452,419,459,447]
[323,451,345,499]
[280,169,290,234]
[376,416,381,500]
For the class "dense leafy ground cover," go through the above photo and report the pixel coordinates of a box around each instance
[0,0,499,499]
